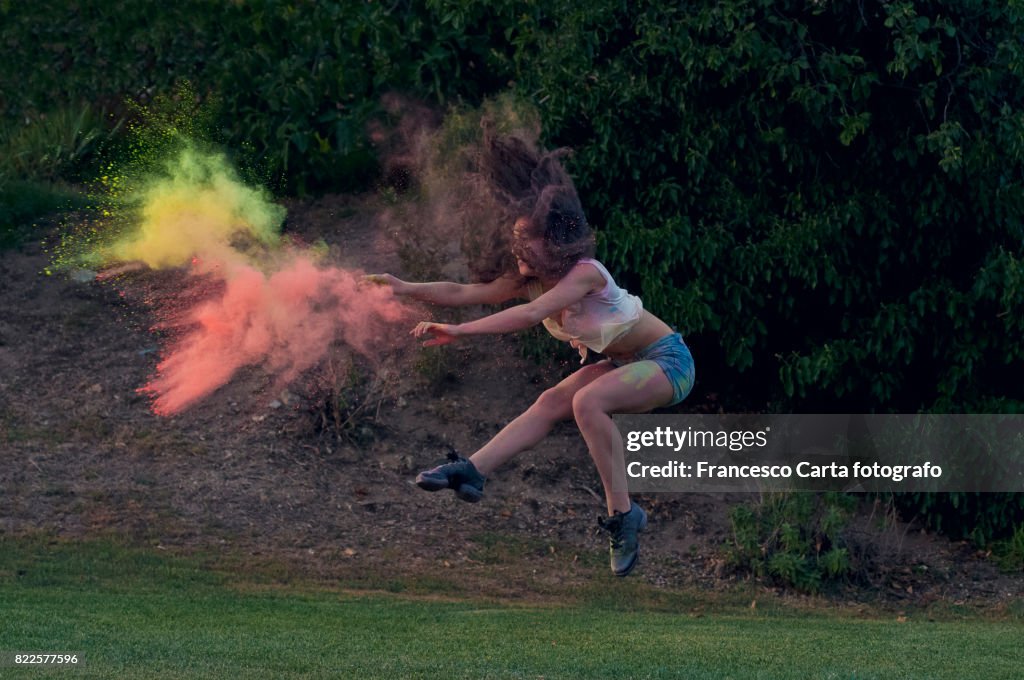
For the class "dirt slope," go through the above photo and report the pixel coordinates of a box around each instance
[1,194,1019,609]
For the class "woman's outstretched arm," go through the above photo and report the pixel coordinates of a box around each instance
[411,263,603,345]
[363,273,524,306]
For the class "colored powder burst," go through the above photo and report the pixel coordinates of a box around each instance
[115,145,419,415]
[63,125,414,415]
[108,146,418,414]
[107,144,284,270]
[141,253,413,416]
[46,84,219,275]
[40,88,419,416]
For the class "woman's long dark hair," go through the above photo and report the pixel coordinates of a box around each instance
[476,125,595,281]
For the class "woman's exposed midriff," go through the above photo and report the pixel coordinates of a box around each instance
[601,310,675,362]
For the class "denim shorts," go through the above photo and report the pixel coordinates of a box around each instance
[611,333,695,406]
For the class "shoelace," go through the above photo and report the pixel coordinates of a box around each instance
[597,515,625,549]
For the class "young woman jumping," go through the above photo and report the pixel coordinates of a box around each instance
[366,134,695,576]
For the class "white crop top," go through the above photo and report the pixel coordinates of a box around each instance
[526,258,644,363]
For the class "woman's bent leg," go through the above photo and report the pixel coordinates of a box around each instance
[417,362,614,501]
[571,361,675,576]
[572,361,674,514]
[469,361,615,475]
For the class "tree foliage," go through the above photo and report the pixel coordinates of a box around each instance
[485,0,1024,414]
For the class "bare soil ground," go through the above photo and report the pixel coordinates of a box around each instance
[1,194,1020,614]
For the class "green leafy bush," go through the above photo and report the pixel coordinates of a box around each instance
[728,492,858,593]
[993,524,1024,572]
[1,0,515,194]
[0,104,116,181]
[0,1,216,120]
[890,492,1024,545]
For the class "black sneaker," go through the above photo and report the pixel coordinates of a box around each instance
[597,501,648,577]
[415,452,487,503]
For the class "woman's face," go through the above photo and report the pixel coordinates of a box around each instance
[511,218,545,277]
[515,242,543,277]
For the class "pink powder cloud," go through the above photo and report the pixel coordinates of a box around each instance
[140,253,414,415]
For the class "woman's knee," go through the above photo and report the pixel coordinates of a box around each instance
[571,388,605,423]
[532,387,573,421]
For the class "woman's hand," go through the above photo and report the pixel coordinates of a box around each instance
[411,321,462,347]
[361,273,407,294]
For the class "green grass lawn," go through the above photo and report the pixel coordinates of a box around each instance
[1,537,1020,679]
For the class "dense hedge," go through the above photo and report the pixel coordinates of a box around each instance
[494,0,1024,415]
[0,1,215,119]
[1,0,507,192]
